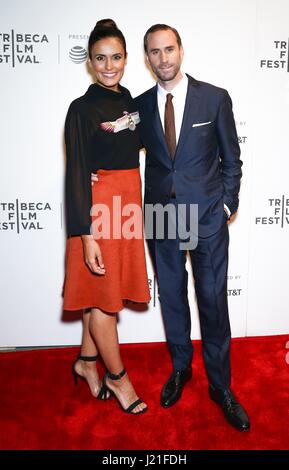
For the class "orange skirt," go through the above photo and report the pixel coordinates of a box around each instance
[63,168,150,312]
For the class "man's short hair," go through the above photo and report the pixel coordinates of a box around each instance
[143,24,182,53]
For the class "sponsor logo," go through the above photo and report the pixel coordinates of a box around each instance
[260,40,289,71]
[235,120,247,145]
[69,45,87,64]
[0,200,52,232]
[227,289,242,297]
[0,31,49,67]
[255,196,289,227]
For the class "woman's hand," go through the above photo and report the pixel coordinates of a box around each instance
[91,173,98,186]
[81,235,105,275]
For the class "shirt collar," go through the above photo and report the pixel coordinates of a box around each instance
[157,72,188,101]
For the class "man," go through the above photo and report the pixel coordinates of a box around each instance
[135,24,250,431]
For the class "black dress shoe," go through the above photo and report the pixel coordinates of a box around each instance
[209,385,250,431]
[161,367,192,408]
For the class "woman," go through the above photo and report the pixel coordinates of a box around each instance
[63,19,150,414]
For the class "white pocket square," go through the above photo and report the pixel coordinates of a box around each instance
[192,121,211,127]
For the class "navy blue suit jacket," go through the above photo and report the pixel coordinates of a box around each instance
[135,75,242,238]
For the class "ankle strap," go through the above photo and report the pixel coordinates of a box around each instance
[78,354,97,362]
[107,368,126,380]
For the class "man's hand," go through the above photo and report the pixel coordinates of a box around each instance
[81,235,105,275]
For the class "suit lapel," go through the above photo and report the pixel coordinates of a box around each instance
[174,75,201,161]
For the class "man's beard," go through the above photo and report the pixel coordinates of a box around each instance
[154,64,180,82]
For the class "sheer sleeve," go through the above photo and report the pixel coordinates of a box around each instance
[65,103,92,236]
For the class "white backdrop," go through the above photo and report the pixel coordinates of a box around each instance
[0,0,288,347]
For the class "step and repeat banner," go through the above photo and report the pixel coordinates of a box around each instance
[1,0,288,347]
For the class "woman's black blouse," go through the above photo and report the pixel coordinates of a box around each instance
[65,83,141,237]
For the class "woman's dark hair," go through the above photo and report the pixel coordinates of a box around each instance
[88,19,127,59]
[143,24,182,53]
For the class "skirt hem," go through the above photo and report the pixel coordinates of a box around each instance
[63,295,151,313]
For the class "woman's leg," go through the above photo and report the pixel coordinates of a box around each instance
[89,308,147,413]
[81,310,98,356]
[73,310,101,397]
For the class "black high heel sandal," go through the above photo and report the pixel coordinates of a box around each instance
[102,368,148,414]
[72,354,110,400]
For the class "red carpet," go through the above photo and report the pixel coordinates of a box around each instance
[0,335,289,450]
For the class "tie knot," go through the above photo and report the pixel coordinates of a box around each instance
[166,93,174,103]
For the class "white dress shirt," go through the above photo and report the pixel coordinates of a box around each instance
[157,72,188,144]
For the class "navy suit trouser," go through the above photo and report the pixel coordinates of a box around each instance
[147,210,231,391]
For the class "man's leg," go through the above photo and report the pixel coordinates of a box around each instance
[190,223,250,430]
[147,233,193,408]
[148,236,193,371]
[189,223,231,390]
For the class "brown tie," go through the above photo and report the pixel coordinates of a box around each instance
[164,93,176,160]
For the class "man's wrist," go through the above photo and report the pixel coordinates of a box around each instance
[224,204,231,218]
